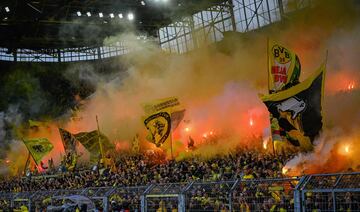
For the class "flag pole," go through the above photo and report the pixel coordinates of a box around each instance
[23,152,31,175]
[169,110,174,160]
[170,130,174,160]
[267,37,270,92]
[267,38,277,157]
[22,139,39,165]
[271,137,276,156]
[22,139,41,175]
[96,116,104,159]
[325,50,329,68]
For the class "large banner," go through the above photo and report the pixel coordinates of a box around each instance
[143,97,185,147]
[23,138,54,164]
[261,64,326,152]
[144,111,172,147]
[59,128,77,154]
[143,97,181,115]
[268,40,301,93]
[74,130,114,164]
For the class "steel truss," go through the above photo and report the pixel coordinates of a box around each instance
[159,0,313,54]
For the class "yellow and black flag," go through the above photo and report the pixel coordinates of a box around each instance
[23,138,54,164]
[261,64,326,152]
[144,111,172,147]
[268,40,301,93]
[74,130,114,164]
[59,128,77,154]
[142,97,185,147]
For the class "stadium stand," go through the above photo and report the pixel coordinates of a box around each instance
[0,149,359,211]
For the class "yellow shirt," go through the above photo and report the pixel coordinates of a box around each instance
[243,174,254,179]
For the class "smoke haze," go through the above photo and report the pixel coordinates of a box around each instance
[1,0,360,175]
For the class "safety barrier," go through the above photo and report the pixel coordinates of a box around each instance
[0,172,359,212]
[143,183,188,212]
[185,180,236,211]
[296,172,360,211]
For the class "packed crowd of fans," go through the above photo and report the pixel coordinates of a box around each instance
[0,147,290,192]
[0,146,357,211]
[0,146,295,211]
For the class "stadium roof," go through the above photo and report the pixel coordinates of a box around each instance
[0,0,226,49]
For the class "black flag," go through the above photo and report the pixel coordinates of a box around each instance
[261,64,326,151]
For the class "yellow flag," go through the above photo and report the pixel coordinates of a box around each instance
[142,97,181,115]
[74,130,113,164]
[28,120,43,128]
[144,110,172,147]
[142,97,185,147]
[23,138,54,164]
[268,40,301,93]
[132,134,140,153]
[262,64,326,152]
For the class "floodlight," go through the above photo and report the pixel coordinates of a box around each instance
[127,12,134,21]
[118,13,123,19]
[76,11,81,16]
[141,1,146,6]
[109,13,114,18]
[99,12,103,18]
[86,12,91,17]
[5,7,10,12]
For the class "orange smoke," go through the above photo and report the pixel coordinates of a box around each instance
[283,130,360,177]
[3,0,360,176]
[325,70,359,94]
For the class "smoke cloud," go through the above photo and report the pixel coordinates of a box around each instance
[1,0,360,175]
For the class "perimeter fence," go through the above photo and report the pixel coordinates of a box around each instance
[0,172,359,211]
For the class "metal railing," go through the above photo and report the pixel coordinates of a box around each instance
[185,180,236,211]
[143,183,189,212]
[297,172,360,212]
[232,178,300,211]
[0,172,359,212]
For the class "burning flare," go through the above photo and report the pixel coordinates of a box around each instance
[345,145,350,153]
[347,82,355,91]
[263,140,268,150]
[249,118,254,127]
[282,167,289,175]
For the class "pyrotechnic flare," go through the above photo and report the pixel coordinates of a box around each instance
[249,118,254,127]
[347,82,355,91]
[282,167,289,175]
[263,139,268,150]
[345,145,350,153]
